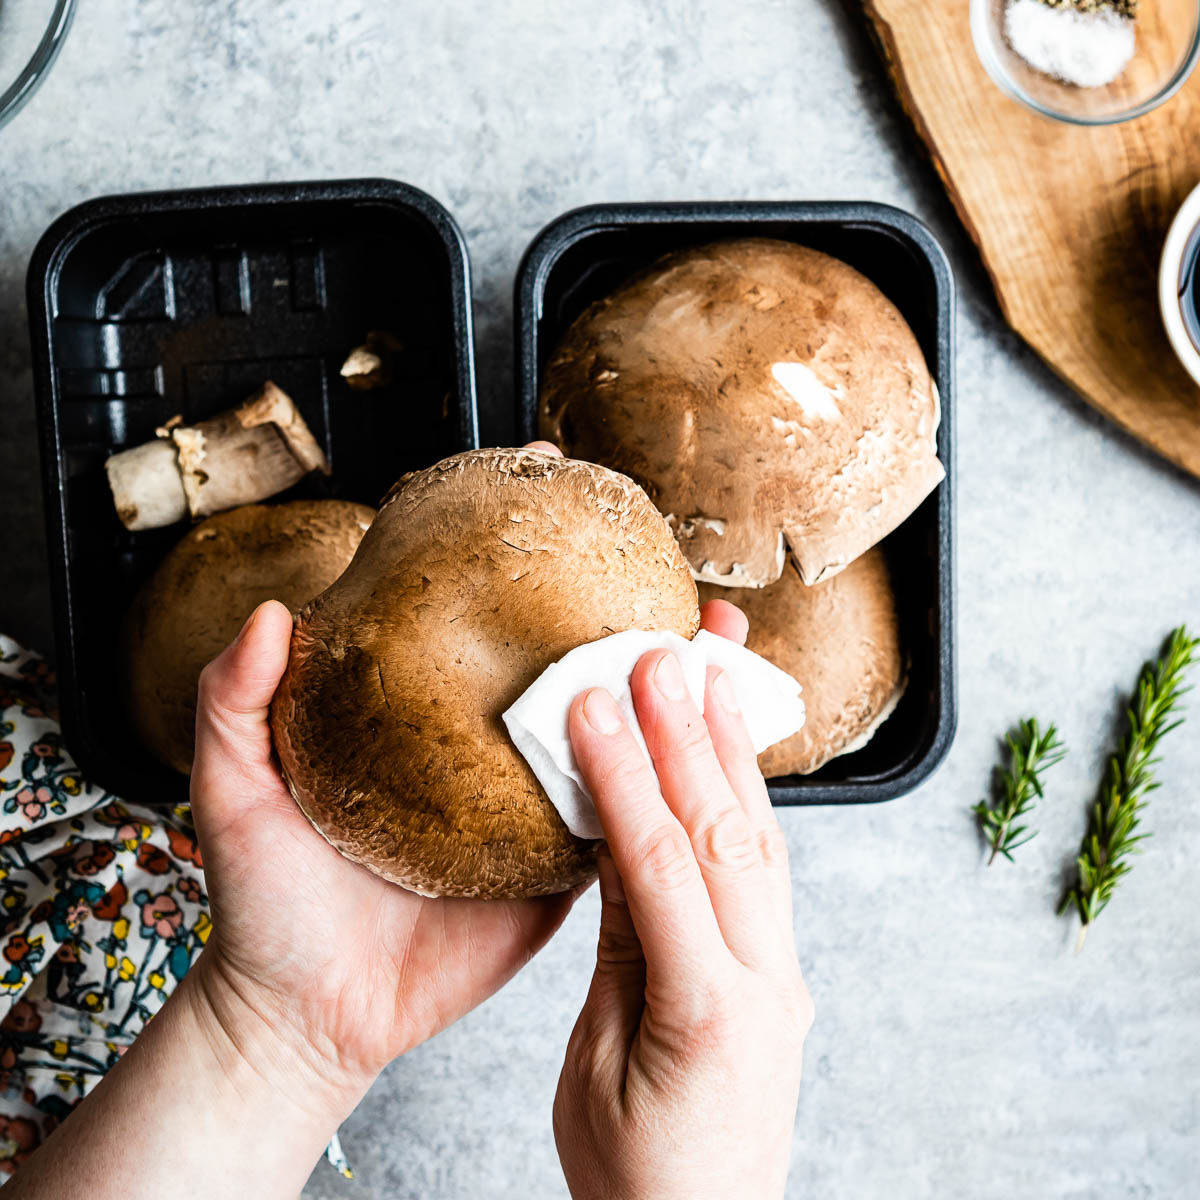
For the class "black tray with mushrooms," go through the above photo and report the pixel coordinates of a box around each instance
[515,201,956,805]
[30,186,953,814]
[28,179,477,806]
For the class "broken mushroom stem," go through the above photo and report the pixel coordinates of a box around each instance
[340,331,403,391]
[105,381,330,531]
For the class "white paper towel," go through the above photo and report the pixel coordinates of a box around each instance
[502,629,806,839]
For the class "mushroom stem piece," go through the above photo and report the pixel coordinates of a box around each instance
[105,382,330,531]
[340,331,403,390]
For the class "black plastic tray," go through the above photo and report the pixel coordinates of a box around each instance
[30,186,954,810]
[515,201,956,805]
[28,179,478,807]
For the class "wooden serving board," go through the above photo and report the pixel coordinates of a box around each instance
[863,0,1200,479]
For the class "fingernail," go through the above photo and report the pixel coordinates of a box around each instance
[712,669,740,715]
[583,688,623,735]
[653,652,687,701]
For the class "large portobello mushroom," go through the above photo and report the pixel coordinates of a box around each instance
[121,499,375,776]
[698,546,904,776]
[270,448,700,900]
[540,237,944,588]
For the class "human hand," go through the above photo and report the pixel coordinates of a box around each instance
[187,598,581,1117]
[553,600,814,1200]
[6,575,589,1200]
[184,440,587,1111]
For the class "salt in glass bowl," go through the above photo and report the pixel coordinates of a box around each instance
[0,0,77,133]
[971,0,1200,125]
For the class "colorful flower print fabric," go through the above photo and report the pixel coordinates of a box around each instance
[0,636,349,1179]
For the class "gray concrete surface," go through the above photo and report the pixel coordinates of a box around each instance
[2,2,1199,1197]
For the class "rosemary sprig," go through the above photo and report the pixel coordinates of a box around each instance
[1060,625,1199,951]
[975,719,1066,865]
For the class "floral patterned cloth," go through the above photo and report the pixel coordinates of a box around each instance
[0,636,350,1179]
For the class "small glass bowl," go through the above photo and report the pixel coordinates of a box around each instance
[971,0,1200,125]
[0,0,77,133]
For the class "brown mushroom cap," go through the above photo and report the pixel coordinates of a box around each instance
[121,499,375,776]
[269,448,700,900]
[540,238,944,588]
[698,546,904,776]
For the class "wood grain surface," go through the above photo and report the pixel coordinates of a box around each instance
[863,0,1200,478]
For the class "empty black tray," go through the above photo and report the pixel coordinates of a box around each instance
[515,201,956,805]
[28,178,478,807]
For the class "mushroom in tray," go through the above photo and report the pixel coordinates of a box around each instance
[698,546,905,777]
[339,331,404,391]
[121,499,375,775]
[540,238,944,587]
[270,447,700,900]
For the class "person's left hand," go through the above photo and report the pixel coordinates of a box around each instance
[187,593,587,1109]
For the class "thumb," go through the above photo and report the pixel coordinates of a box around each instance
[584,850,646,1031]
[564,851,644,1093]
[192,599,294,807]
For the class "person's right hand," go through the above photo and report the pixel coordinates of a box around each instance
[553,600,813,1200]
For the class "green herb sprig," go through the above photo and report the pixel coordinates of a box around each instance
[975,719,1067,865]
[1060,626,1198,951]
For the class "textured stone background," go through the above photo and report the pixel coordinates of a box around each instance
[2,2,1199,1197]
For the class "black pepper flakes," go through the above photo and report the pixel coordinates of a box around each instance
[1036,0,1139,16]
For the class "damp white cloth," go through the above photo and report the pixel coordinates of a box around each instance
[502,629,806,839]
